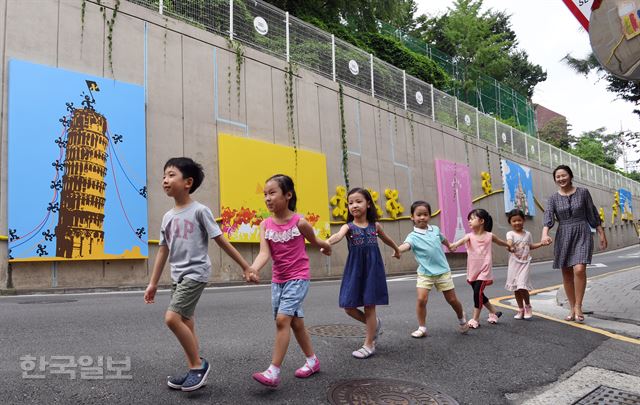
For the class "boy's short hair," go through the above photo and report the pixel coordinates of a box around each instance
[410,200,431,216]
[164,157,204,194]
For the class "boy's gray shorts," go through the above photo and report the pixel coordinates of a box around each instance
[168,278,207,319]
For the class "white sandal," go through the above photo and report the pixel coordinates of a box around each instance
[411,328,427,338]
[352,345,375,359]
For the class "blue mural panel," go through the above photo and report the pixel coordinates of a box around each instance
[8,59,147,261]
[501,159,536,216]
[619,188,633,216]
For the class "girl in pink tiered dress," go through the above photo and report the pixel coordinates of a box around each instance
[505,209,547,320]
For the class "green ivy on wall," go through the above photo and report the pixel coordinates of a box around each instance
[393,110,398,147]
[226,39,245,116]
[284,62,298,171]
[338,83,349,190]
[88,0,120,76]
[163,16,169,64]
[406,111,415,162]
[80,0,87,47]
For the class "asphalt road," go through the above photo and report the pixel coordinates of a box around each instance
[1,245,638,404]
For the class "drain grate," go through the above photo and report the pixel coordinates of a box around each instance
[18,299,78,304]
[308,324,366,338]
[328,378,459,405]
[573,385,640,404]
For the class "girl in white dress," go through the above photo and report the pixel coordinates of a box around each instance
[505,209,548,320]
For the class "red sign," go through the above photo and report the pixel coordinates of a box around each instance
[562,0,592,31]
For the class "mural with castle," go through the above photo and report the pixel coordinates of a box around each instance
[501,159,536,216]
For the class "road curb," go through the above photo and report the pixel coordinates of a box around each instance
[492,266,640,345]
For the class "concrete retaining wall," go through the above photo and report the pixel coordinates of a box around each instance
[1,0,638,291]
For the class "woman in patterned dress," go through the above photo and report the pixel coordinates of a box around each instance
[541,165,607,323]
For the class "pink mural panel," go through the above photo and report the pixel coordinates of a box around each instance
[435,160,473,253]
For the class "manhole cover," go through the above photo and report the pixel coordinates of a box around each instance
[18,299,78,304]
[308,324,366,338]
[328,378,459,405]
[573,385,640,404]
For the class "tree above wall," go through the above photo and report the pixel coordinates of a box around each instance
[411,0,546,98]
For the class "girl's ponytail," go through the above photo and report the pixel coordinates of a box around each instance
[484,213,493,232]
[468,208,493,232]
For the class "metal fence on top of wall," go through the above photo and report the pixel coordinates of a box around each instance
[126,0,640,197]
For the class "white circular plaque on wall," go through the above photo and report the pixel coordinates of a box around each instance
[464,114,471,126]
[254,17,268,35]
[348,60,359,75]
[501,132,507,143]
[415,91,424,105]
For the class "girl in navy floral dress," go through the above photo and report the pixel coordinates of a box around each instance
[326,188,401,359]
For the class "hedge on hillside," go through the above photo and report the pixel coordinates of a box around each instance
[300,17,452,91]
[357,32,451,90]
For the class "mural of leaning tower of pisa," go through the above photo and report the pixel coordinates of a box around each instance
[55,108,108,258]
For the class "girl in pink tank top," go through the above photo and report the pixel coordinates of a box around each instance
[249,174,331,388]
[450,209,510,329]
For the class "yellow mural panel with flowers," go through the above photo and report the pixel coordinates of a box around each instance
[218,134,330,243]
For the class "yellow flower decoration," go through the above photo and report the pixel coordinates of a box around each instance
[599,207,605,224]
[480,171,492,194]
[319,226,332,240]
[330,186,348,221]
[384,188,404,219]
[367,188,384,218]
[611,191,620,225]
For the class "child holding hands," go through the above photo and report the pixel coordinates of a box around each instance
[249,174,331,388]
[397,201,468,337]
[450,208,510,329]
[326,187,400,359]
[144,157,258,392]
[505,209,548,319]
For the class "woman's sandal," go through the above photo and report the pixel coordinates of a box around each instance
[411,328,427,338]
[564,314,575,321]
[352,345,375,359]
[575,314,585,323]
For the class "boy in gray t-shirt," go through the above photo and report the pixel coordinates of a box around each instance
[144,157,258,392]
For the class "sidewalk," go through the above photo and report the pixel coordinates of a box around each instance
[505,267,640,404]
[502,266,640,339]
[558,266,640,327]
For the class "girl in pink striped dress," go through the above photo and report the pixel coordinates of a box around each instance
[450,209,510,329]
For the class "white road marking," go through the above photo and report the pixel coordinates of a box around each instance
[387,277,415,283]
[619,252,640,259]
[586,263,607,268]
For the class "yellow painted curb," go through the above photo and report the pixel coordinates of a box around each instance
[491,266,640,346]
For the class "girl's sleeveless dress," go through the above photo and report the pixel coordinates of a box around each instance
[505,230,533,291]
[338,222,389,308]
[465,232,494,283]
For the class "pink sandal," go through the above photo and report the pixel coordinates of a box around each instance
[523,305,533,320]
[467,319,480,329]
[294,359,320,378]
[488,311,503,324]
[252,370,280,388]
